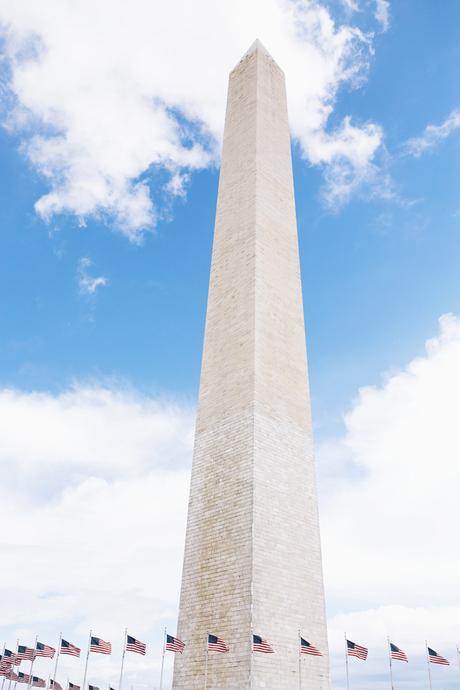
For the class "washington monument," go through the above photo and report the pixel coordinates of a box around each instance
[172,41,330,689]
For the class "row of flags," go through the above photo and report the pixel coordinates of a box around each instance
[2,634,452,664]
[0,635,147,690]
[0,636,145,667]
[165,632,322,656]
[346,639,451,666]
[1,631,455,690]
[164,632,452,666]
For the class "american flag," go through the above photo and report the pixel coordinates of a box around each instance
[253,635,274,654]
[16,646,35,662]
[32,677,46,688]
[17,672,31,684]
[347,640,368,660]
[428,648,450,665]
[60,640,80,658]
[89,637,111,655]
[69,683,80,690]
[390,643,408,663]
[165,635,185,654]
[35,643,55,659]
[88,685,100,690]
[50,679,62,690]
[6,670,19,681]
[207,635,229,653]
[300,638,322,656]
[126,636,146,656]
[0,665,15,677]
[2,650,15,666]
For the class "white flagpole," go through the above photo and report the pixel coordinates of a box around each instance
[81,631,92,690]
[8,641,19,690]
[298,631,302,690]
[457,645,460,669]
[26,636,38,690]
[51,634,61,690]
[387,638,395,690]
[203,633,209,690]
[118,630,127,690]
[249,628,253,689]
[425,641,433,690]
[158,629,166,690]
[344,633,350,690]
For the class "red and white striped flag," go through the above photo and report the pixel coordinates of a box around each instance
[88,685,99,690]
[68,682,80,690]
[32,677,46,688]
[207,635,229,653]
[300,638,322,656]
[17,672,31,684]
[50,679,62,690]
[165,635,185,654]
[253,635,274,654]
[1,650,16,667]
[126,636,146,656]
[428,648,449,665]
[60,640,80,658]
[16,646,34,662]
[347,639,368,660]
[89,637,111,655]
[35,643,55,659]
[390,642,408,663]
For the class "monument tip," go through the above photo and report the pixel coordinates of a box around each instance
[232,38,279,71]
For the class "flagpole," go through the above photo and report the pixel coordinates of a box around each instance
[425,641,433,690]
[1,641,6,690]
[344,633,350,690]
[298,630,302,690]
[387,638,394,690]
[51,634,61,690]
[158,629,166,690]
[26,636,38,690]
[249,627,253,690]
[81,631,92,690]
[203,633,208,690]
[8,641,19,690]
[457,645,460,669]
[118,629,127,690]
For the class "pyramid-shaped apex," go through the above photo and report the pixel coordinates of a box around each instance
[246,38,272,58]
[232,39,279,70]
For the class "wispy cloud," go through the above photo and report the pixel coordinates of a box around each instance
[77,257,108,295]
[403,110,460,157]
[0,0,385,237]
[374,0,390,32]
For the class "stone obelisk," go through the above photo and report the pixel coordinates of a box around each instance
[172,40,330,690]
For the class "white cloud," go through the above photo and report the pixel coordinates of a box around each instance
[0,0,385,238]
[374,0,390,32]
[1,316,458,689]
[403,110,460,158]
[77,257,108,295]
[0,384,195,688]
[319,313,460,688]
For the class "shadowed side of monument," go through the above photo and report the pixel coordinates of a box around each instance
[172,40,330,690]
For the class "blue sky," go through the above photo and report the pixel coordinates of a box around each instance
[0,1,459,689]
